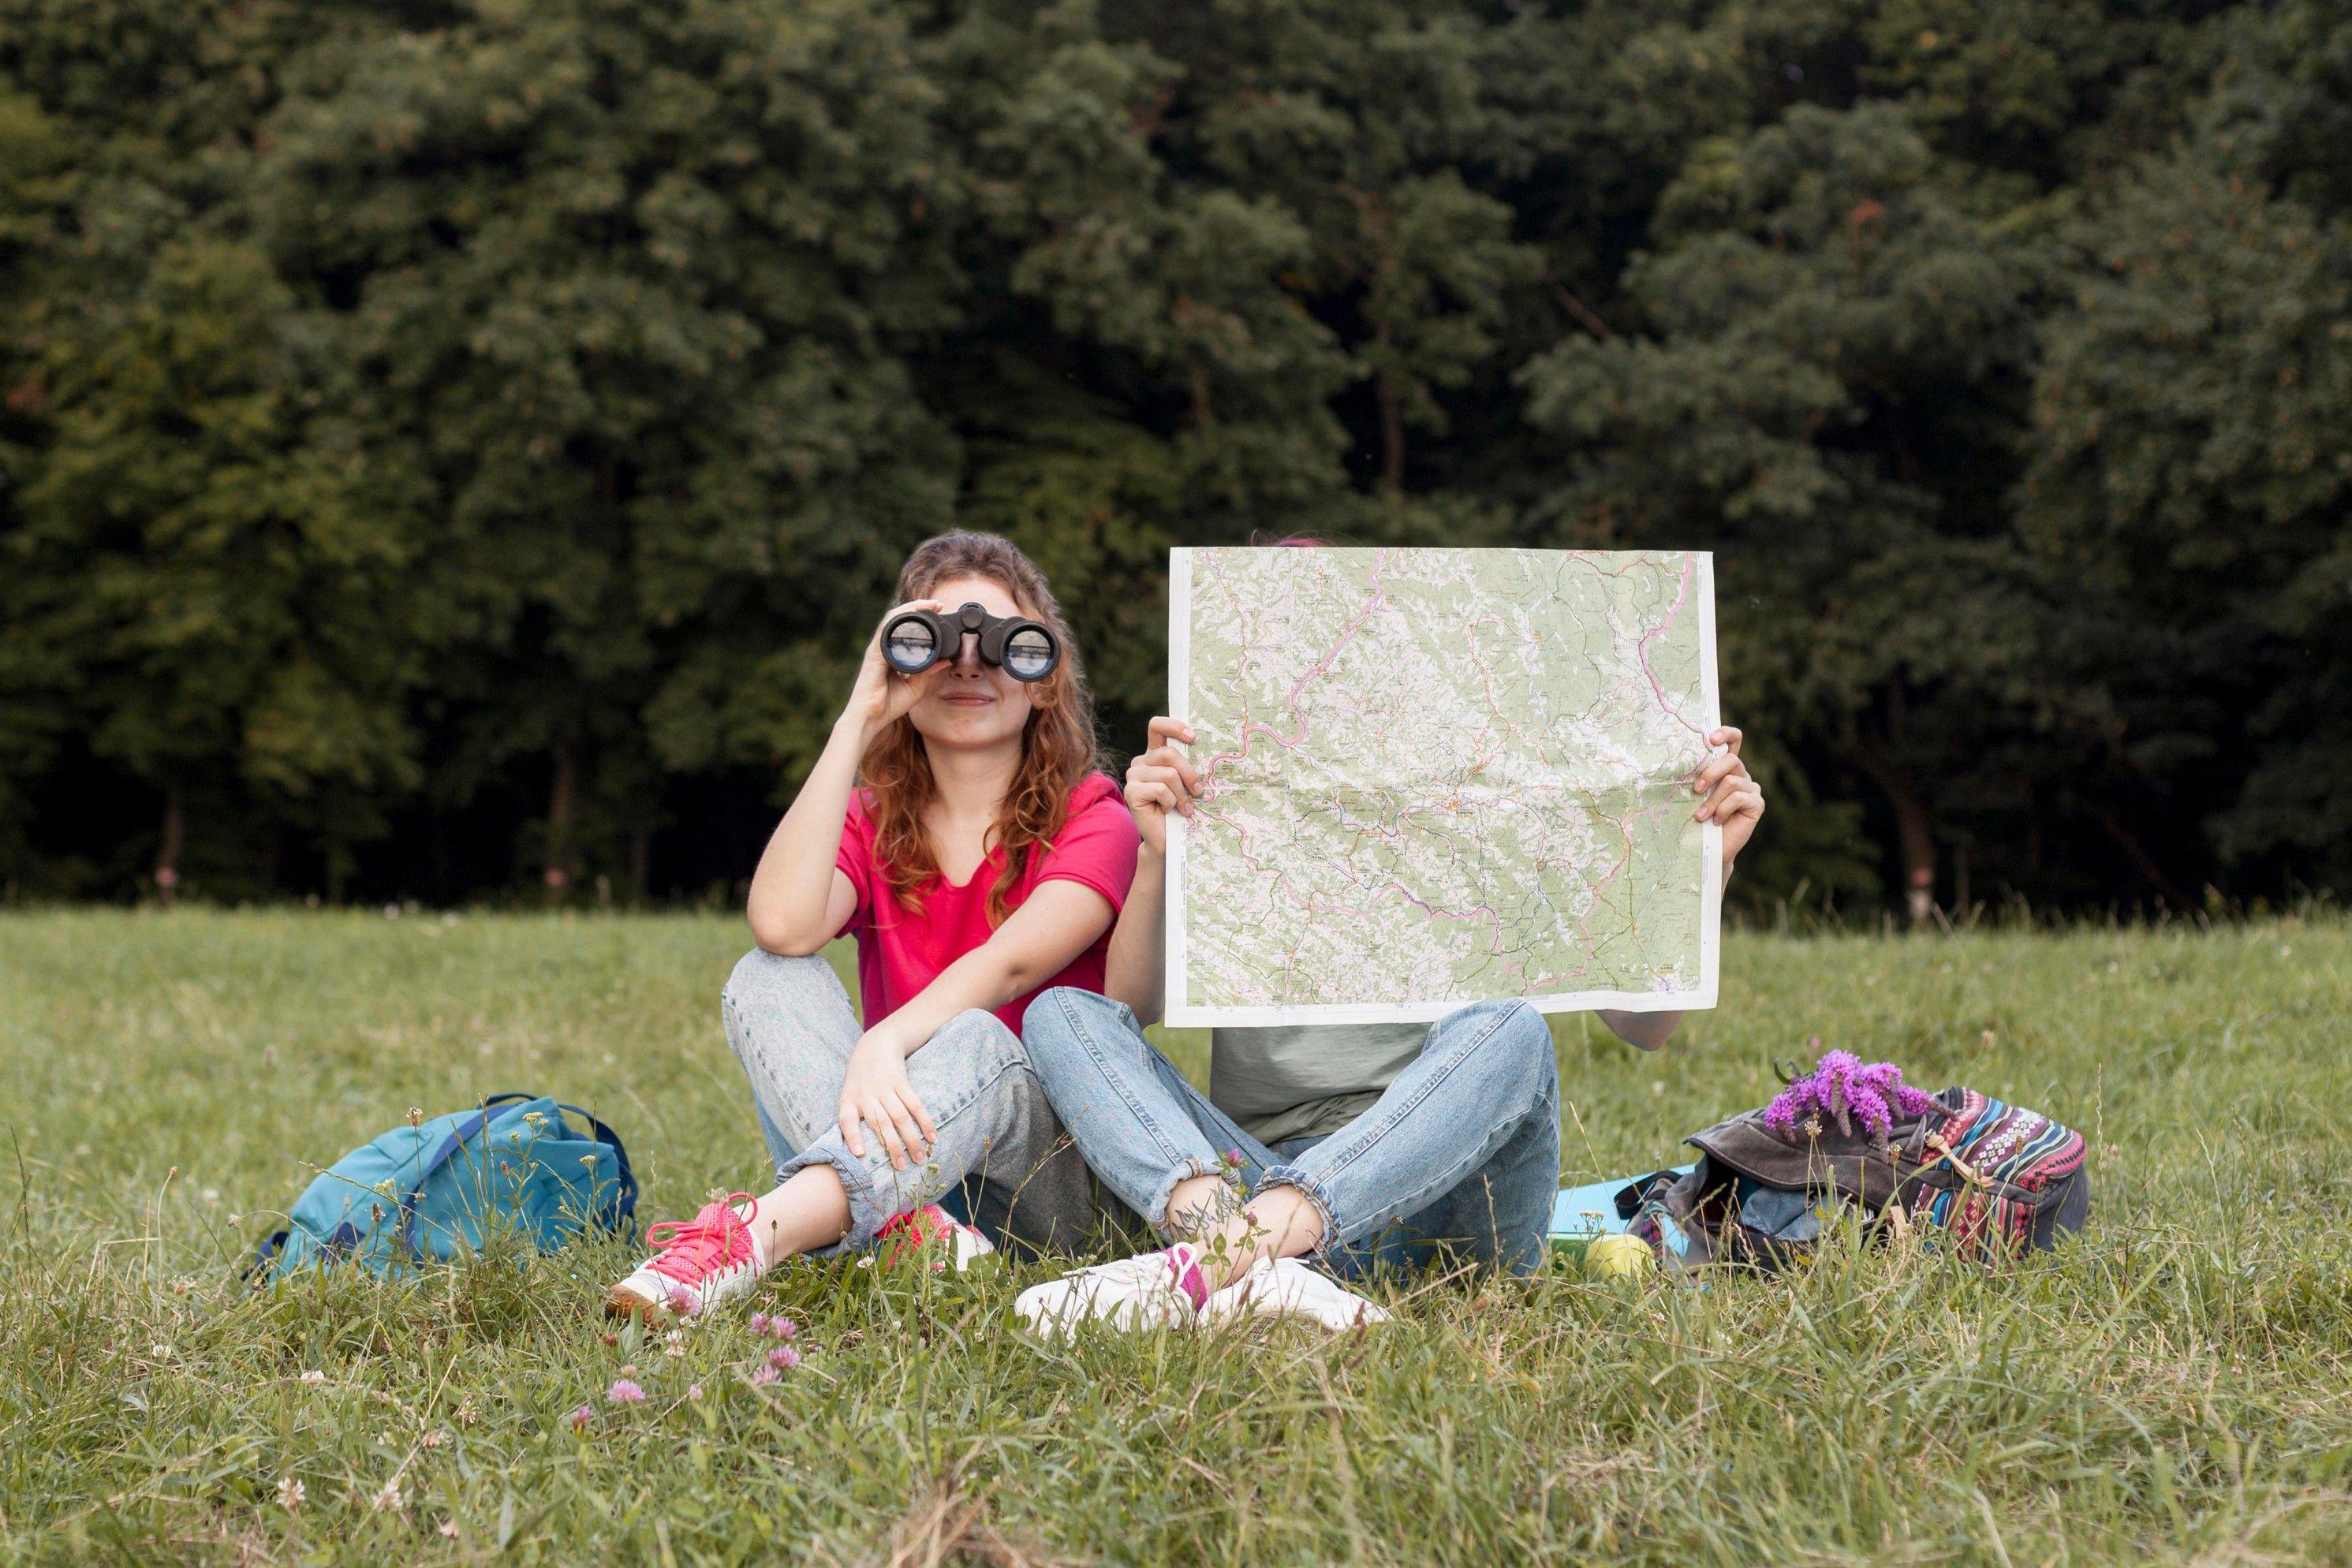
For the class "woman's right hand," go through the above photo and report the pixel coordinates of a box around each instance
[1125,716,1202,855]
[838,1026,936,1171]
[845,599,946,735]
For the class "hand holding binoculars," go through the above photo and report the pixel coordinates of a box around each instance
[881,602,1060,682]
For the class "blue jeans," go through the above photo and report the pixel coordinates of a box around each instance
[720,951,1116,1256]
[1021,988,1562,1277]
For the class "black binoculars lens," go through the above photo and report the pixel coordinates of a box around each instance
[879,602,1061,683]
[1001,626,1055,680]
[884,621,938,671]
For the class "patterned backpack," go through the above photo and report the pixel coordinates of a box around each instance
[1625,1066,2089,1275]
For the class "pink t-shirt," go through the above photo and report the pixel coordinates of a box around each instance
[834,773,1139,1038]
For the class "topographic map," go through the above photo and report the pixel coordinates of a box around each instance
[1164,547,1721,1025]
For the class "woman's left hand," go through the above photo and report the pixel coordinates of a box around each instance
[1693,725,1765,871]
[838,1027,936,1171]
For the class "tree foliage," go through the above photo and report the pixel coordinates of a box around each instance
[0,0,2343,914]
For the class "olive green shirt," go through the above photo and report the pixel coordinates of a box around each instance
[1208,1022,1429,1145]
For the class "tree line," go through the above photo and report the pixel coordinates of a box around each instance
[2,0,2346,917]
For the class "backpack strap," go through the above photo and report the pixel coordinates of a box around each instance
[554,1101,639,1233]
[391,1092,541,1253]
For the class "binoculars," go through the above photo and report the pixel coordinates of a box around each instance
[881,602,1061,682]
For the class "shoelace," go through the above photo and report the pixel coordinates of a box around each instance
[875,1209,935,1249]
[644,1193,753,1285]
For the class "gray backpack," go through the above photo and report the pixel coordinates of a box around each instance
[1626,1086,2089,1275]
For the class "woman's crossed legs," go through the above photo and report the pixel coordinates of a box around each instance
[1012,987,1560,1332]
[607,951,1107,1319]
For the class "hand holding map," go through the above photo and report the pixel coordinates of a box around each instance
[1163,547,1721,1026]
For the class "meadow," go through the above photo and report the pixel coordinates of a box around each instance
[1,909,2348,1565]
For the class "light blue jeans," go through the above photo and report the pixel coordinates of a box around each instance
[1021,988,1562,1276]
[720,951,1114,1256]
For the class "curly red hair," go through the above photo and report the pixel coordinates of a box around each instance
[858,532,1104,927]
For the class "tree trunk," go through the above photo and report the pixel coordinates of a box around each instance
[545,745,577,896]
[629,827,651,902]
[1850,682,1936,926]
[154,785,184,905]
[1891,786,1936,925]
[1376,367,1405,494]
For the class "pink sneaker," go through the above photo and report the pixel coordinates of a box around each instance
[864,1205,997,1272]
[604,1194,761,1320]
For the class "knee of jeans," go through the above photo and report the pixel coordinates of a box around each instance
[1020,987,1111,1067]
[1464,998,1555,1084]
[722,947,831,1015]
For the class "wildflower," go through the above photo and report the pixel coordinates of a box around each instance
[767,1346,800,1372]
[606,1379,646,1406]
[371,1479,403,1512]
[748,1312,769,1334]
[437,1519,460,1540]
[749,1365,781,1387]
[277,1476,304,1512]
[420,1430,445,1450]
[226,1213,241,1226]
[1766,1051,1939,1142]
[568,1404,593,1432]
[150,1343,170,1360]
[769,1316,797,1342]
[299,1369,327,1384]
[667,1286,698,1318]
[201,1187,220,1204]
[687,1383,705,1401]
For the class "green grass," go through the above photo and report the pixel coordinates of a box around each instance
[2,911,2350,1565]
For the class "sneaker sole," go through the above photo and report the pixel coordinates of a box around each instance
[602,1286,672,1323]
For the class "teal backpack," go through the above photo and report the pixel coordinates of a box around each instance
[254,1092,637,1281]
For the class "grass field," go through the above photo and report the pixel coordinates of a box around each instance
[2,911,2350,1565]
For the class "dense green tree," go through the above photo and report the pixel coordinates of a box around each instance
[250,0,969,890]
[1,0,2342,915]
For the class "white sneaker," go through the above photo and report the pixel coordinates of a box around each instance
[1013,1244,1208,1338]
[1200,1256,1392,1331]
[604,1193,762,1320]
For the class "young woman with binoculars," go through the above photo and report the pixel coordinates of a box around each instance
[607,532,1138,1318]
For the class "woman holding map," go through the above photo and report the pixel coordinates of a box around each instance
[1014,711,1764,1333]
[605,532,1140,1320]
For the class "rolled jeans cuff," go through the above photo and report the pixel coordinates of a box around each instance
[1150,1156,1227,1238]
[775,1141,903,1254]
[1255,1164,1342,1264]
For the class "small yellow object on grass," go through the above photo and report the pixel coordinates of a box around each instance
[1582,1234,1656,1281]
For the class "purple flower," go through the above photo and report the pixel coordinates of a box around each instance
[1767,1050,1939,1141]
[767,1345,800,1372]
[749,1365,781,1387]
[768,1317,797,1342]
[605,1379,646,1406]
[748,1312,769,1333]
[568,1404,593,1432]
[666,1287,698,1318]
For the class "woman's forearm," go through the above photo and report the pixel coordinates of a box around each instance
[872,883,1115,1054]
[1595,1008,1682,1051]
[746,714,868,954]
[1103,846,1167,1025]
